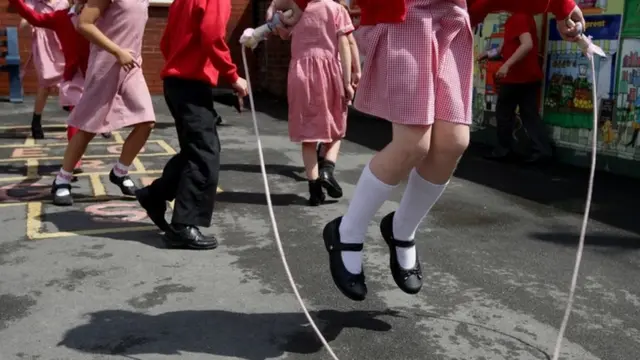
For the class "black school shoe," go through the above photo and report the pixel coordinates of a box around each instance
[323,217,367,301]
[51,181,73,206]
[162,225,218,250]
[31,120,44,139]
[135,187,170,232]
[379,212,423,294]
[319,160,343,198]
[308,179,326,206]
[109,169,138,196]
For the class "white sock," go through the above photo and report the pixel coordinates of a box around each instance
[54,169,74,197]
[393,168,448,269]
[339,163,396,274]
[113,162,134,187]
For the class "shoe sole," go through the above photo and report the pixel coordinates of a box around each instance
[320,179,343,198]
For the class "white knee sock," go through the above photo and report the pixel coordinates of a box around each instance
[339,163,396,274]
[54,168,74,197]
[392,168,447,269]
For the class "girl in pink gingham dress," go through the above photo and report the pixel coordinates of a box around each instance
[50,0,155,206]
[22,0,67,139]
[273,0,358,206]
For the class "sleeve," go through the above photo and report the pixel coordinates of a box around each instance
[9,0,57,28]
[468,0,576,27]
[507,14,530,38]
[198,0,239,84]
[335,6,355,36]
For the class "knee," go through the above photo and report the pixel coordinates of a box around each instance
[136,121,155,132]
[430,124,469,162]
[390,125,431,161]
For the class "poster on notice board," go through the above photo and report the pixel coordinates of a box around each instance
[543,14,621,129]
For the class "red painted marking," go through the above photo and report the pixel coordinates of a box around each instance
[84,201,147,222]
[80,160,106,170]
[0,181,49,202]
[11,147,48,158]
[106,145,145,154]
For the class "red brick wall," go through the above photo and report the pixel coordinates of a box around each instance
[0,0,253,95]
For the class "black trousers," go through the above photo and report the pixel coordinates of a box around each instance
[495,82,552,156]
[149,77,221,227]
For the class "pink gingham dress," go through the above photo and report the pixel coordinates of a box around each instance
[67,0,155,133]
[354,0,474,126]
[26,0,67,88]
[287,0,354,143]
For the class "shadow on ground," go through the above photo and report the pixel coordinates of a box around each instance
[58,309,399,359]
[530,231,640,249]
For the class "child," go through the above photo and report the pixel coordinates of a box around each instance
[321,0,585,301]
[272,0,358,205]
[21,0,67,139]
[50,0,155,206]
[11,0,88,174]
[135,0,248,250]
[315,0,361,199]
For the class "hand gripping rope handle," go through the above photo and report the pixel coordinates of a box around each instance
[239,18,602,360]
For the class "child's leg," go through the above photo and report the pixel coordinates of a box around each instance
[52,130,96,206]
[319,139,343,198]
[302,142,325,206]
[110,122,154,195]
[323,123,430,300]
[391,121,469,267]
[31,87,50,139]
[65,106,83,172]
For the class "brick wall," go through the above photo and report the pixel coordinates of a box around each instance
[0,0,253,95]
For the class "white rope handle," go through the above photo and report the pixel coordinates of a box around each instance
[550,46,600,360]
[241,47,340,360]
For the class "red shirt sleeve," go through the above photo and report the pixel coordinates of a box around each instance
[506,14,530,38]
[9,0,58,28]
[198,0,239,84]
[468,0,576,27]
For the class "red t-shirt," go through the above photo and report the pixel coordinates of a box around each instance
[500,13,543,84]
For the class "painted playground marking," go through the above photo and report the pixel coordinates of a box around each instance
[0,127,222,239]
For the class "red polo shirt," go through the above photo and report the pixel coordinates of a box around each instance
[500,13,544,84]
[160,0,239,86]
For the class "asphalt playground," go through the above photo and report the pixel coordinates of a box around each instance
[0,95,639,360]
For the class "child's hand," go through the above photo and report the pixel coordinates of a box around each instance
[344,84,355,105]
[116,49,139,72]
[351,71,361,89]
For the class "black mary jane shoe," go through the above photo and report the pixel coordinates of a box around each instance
[308,179,326,206]
[319,161,343,199]
[51,181,73,206]
[380,212,423,294]
[323,217,367,301]
[163,225,218,250]
[109,169,138,196]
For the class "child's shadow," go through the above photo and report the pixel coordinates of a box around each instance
[58,309,403,360]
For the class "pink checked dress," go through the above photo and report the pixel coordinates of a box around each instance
[287,0,354,143]
[355,0,474,126]
[26,0,66,88]
[67,0,155,134]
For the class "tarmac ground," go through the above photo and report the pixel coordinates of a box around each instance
[0,95,639,360]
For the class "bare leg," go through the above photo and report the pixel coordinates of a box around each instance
[51,129,96,206]
[110,122,154,196]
